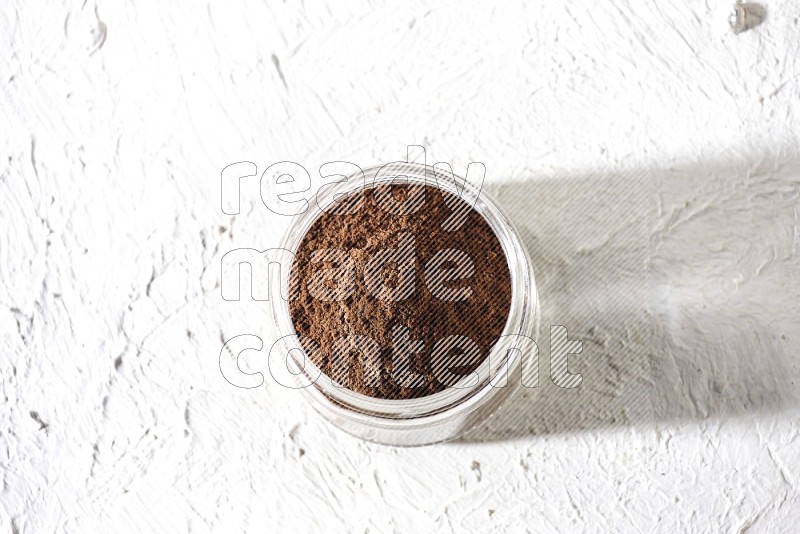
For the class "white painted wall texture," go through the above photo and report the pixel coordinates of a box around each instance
[1,0,799,532]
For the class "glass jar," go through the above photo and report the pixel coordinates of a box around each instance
[269,162,538,446]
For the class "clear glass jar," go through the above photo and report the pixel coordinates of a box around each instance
[269,162,538,446]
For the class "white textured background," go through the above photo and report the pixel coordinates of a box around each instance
[2,0,800,532]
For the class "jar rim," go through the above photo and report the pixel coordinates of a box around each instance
[271,162,537,428]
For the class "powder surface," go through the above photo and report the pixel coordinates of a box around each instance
[288,184,511,399]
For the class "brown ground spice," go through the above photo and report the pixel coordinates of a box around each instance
[289,184,511,399]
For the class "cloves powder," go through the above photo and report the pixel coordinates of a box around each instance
[288,183,511,400]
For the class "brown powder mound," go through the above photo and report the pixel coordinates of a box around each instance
[288,184,511,399]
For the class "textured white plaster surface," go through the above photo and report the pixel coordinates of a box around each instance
[1,1,800,532]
